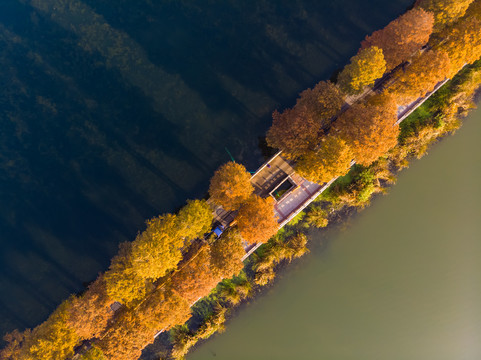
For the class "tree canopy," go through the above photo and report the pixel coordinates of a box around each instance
[416,0,474,31]
[332,94,399,166]
[295,136,353,184]
[177,199,213,245]
[388,50,451,104]
[209,161,253,211]
[170,245,220,304]
[235,195,279,245]
[362,8,434,70]
[439,16,481,77]
[25,301,80,360]
[130,214,184,281]
[67,275,113,340]
[104,242,149,305]
[267,81,343,159]
[295,80,344,126]
[210,228,246,279]
[338,46,387,94]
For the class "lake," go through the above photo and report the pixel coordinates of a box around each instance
[188,108,481,360]
[0,0,415,338]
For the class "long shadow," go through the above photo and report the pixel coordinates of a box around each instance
[79,0,413,117]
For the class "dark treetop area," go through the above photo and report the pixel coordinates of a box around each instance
[0,0,413,338]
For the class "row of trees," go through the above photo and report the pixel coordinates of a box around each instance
[3,1,481,359]
[268,0,481,185]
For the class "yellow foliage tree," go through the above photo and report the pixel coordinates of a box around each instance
[177,199,213,245]
[440,16,481,77]
[208,161,254,210]
[416,0,474,31]
[130,214,184,281]
[388,50,451,104]
[104,242,149,305]
[235,195,279,245]
[27,301,80,360]
[338,46,387,94]
[362,8,434,70]
[332,94,399,166]
[295,136,354,184]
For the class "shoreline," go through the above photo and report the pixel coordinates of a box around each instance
[141,58,481,360]
[3,2,481,359]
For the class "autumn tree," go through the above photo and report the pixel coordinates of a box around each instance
[210,228,246,279]
[362,8,434,70]
[137,288,191,332]
[465,0,481,20]
[305,206,329,228]
[295,80,344,128]
[79,346,106,360]
[170,244,220,304]
[209,161,254,210]
[0,329,30,360]
[97,311,153,360]
[266,107,320,159]
[416,0,474,31]
[99,288,191,360]
[338,46,387,94]
[267,81,343,159]
[23,301,79,360]
[439,16,481,77]
[331,94,399,166]
[235,195,279,245]
[67,275,114,340]
[104,242,149,305]
[177,199,213,245]
[388,50,451,104]
[295,135,353,184]
[130,213,184,281]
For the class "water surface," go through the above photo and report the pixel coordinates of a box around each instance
[0,0,413,336]
[188,109,481,360]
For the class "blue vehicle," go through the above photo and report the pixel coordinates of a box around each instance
[213,224,225,237]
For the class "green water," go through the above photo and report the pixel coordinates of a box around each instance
[188,110,481,359]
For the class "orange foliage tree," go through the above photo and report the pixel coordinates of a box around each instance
[295,136,353,184]
[295,80,344,127]
[170,244,220,304]
[416,0,474,31]
[67,275,114,340]
[439,16,481,77]
[210,228,246,279]
[98,289,191,360]
[97,311,153,360]
[332,94,399,166]
[235,195,279,245]
[266,81,343,159]
[361,8,434,70]
[388,50,451,104]
[208,161,254,211]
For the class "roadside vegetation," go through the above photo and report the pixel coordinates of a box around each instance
[2,1,481,359]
